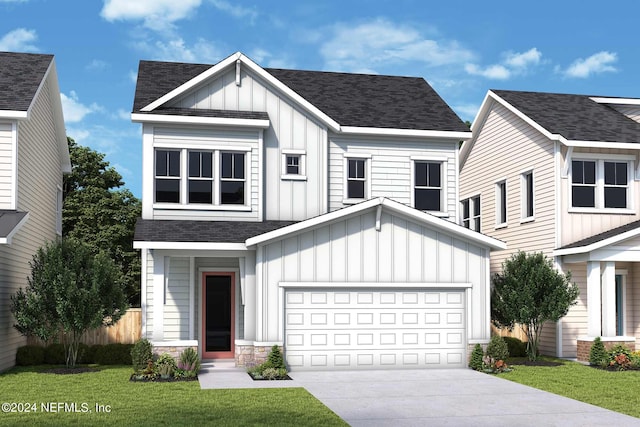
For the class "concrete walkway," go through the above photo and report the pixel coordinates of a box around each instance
[199,364,640,426]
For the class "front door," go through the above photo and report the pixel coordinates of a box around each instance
[202,273,235,359]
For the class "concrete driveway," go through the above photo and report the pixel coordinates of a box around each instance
[289,369,640,426]
[199,365,640,426]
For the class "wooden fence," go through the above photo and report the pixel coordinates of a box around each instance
[27,308,141,346]
[491,323,528,342]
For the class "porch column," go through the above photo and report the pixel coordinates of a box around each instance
[243,251,256,341]
[601,261,616,337]
[152,252,166,341]
[586,261,601,337]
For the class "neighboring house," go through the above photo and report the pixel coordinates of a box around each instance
[460,89,640,360]
[0,52,71,371]
[132,52,505,370]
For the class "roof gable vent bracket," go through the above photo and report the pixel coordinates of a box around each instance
[235,60,241,86]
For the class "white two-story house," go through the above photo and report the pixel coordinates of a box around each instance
[132,52,504,370]
[0,52,70,371]
[460,89,640,360]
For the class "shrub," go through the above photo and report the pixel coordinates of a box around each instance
[503,337,527,358]
[94,343,134,365]
[44,343,66,365]
[607,344,632,371]
[486,335,509,362]
[266,345,286,370]
[589,337,607,367]
[16,345,45,366]
[469,343,484,371]
[87,345,102,364]
[177,348,200,377]
[131,339,153,373]
[76,343,90,364]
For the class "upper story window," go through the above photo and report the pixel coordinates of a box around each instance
[281,149,307,181]
[154,148,248,207]
[571,159,632,210]
[155,150,181,203]
[521,170,534,221]
[347,158,366,199]
[496,179,507,227]
[461,195,480,232]
[414,161,442,211]
[220,152,245,205]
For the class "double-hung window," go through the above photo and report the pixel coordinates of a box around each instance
[414,161,442,211]
[347,158,366,199]
[281,150,306,180]
[571,158,631,210]
[521,170,534,221]
[220,152,245,205]
[461,195,480,231]
[154,148,247,207]
[496,179,507,226]
[155,150,181,203]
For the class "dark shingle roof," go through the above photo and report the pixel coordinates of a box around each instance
[0,52,53,111]
[493,90,640,143]
[132,58,469,132]
[557,219,640,250]
[0,210,28,238]
[134,219,297,243]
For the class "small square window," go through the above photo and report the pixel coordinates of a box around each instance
[281,151,306,180]
[286,155,300,175]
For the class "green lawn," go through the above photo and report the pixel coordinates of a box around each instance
[0,366,347,426]
[502,358,640,418]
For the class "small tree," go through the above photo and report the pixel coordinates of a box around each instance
[11,238,128,367]
[469,343,484,371]
[492,251,579,361]
[589,337,607,367]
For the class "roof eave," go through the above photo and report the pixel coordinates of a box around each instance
[340,126,471,140]
[133,241,248,251]
[554,225,640,257]
[131,112,270,128]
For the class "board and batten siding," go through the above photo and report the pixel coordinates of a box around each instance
[149,126,260,221]
[0,122,14,209]
[168,66,328,221]
[0,74,63,372]
[460,101,557,275]
[329,136,458,221]
[560,147,640,246]
[257,209,488,344]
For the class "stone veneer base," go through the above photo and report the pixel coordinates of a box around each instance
[235,344,284,367]
[576,338,636,362]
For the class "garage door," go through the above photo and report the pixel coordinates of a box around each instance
[284,289,466,370]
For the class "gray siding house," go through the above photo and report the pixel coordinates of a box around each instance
[0,52,71,371]
[132,52,505,370]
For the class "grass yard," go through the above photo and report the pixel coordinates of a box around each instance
[503,358,640,418]
[0,366,347,426]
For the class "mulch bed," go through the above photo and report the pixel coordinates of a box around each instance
[247,373,292,381]
[129,374,198,382]
[41,367,100,375]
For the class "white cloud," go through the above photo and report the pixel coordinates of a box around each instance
[563,51,617,78]
[452,103,480,121]
[209,0,257,23]
[132,37,223,63]
[248,48,295,69]
[319,18,475,73]
[86,59,108,71]
[61,91,103,123]
[116,109,130,120]
[101,0,201,31]
[465,47,542,80]
[0,28,38,52]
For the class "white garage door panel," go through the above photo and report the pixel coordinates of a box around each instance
[284,289,467,370]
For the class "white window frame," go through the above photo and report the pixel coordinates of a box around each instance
[220,151,247,206]
[410,156,448,216]
[521,169,534,223]
[187,150,214,204]
[569,154,635,214]
[153,147,251,211]
[495,178,507,229]
[154,149,182,204]
[281,149,307,181]
[342,153,372,205]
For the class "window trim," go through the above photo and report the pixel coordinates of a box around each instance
[568,154,635,213]
[154,149,182,204]
[342,153,372,205]
[520,169,534,223]
[187,150,214,204]
[153,147,251,210]
[495,178,507,229]
[410,157,447,215]
[281,149,307,181]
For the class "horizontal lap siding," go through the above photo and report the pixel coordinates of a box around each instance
[261,210,489,343]
[460,102,557,275]
[329,137,457,221]
[144,250,154,339]
[164,258,190,340]
[0,76,62,371]
[169,67,327,221]
[633,264,640,349]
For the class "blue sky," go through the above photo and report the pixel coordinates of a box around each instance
[1,0,638,197]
